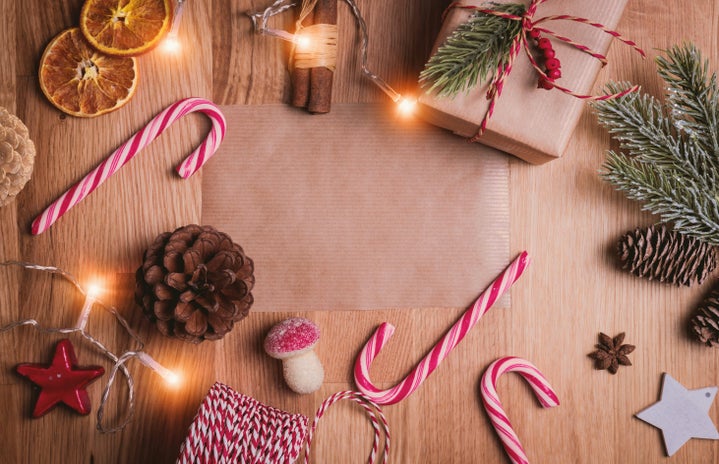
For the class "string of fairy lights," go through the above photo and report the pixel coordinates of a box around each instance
[0,0,411,433]
[161,0,186,53]
[0,261,180,433]
[247,0,418,114]
[248,0,417,114]
[162,0,416,112]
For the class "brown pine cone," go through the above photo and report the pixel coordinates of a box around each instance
[690,282,719,347]
[135,225,254,343]
[617,224,716,287]
[0,107,35,207]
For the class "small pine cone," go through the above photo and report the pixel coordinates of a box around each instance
[0,107,35,207]
[135,225,254,343]
[617,224,716,287]
[691,283,719,347]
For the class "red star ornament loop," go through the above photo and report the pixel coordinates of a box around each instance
[16,339,105,417]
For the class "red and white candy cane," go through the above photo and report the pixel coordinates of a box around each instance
[354,251,530,405]
[31,97,226,235]
[480,357,559,464]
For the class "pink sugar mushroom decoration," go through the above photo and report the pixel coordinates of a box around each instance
[264,317,324,394]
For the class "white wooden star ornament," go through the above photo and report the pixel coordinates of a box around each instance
[635,373,719,456]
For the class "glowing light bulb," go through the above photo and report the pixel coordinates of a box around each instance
[161,36,182,53]
[76,282,102,330]
[162,0,185,54]
[136,352,181,387]
[396,96,417,116]
[295,34,311,52]
[86,283,101,298]
[163,370,181,386]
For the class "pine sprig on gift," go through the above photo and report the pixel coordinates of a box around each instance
[419,2,526,97]
[594,44,719,245]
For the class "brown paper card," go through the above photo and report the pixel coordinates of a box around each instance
[418,0,628,164]
[201,104,509,311]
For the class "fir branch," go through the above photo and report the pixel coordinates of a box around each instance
[657,44,719,157]
[602,151,719,244]
[593,44,719,245]
[419,3,526,97]
[594,82,717,187]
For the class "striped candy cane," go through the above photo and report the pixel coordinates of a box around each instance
[354,251,530,405]
[480,357,559,464]
[31,97,226,235]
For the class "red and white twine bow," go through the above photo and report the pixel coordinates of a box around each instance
[447,0,645,141]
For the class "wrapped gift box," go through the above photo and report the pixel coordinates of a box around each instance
[417,0,629,164]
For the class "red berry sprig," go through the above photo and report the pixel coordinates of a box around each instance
[529,29,561,90]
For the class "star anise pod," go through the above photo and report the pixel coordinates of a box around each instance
[588,332,635,374]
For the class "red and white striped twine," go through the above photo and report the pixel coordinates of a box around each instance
[177,382,308,464]
[177,383,389,463]
[32,97,226,235]
[304,390,390,464]
[480,357,559,464]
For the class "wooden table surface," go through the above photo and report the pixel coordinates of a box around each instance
[1,0,718,462]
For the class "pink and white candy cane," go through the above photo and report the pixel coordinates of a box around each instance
[31,97,226,235]
[354,251,530,405]
[480,357,559,464]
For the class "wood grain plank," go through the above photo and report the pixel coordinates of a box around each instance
[1,0,216,462]
[1,0,719,462]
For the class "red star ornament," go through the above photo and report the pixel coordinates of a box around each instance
[16,339,105,417]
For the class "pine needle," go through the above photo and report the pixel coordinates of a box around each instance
[419,3,526,97]
[657,44,719,156]
[593,44,719,245]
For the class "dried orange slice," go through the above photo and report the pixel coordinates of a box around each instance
[39,28,138,117]
[80,0,171,56]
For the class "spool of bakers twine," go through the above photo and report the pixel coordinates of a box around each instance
[177,383,390,464]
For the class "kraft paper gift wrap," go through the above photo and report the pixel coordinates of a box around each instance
[417,0,628,164]
[202,104,510,311]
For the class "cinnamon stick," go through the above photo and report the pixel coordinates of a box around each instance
[307,0,337,114]
[290,9,314,108]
